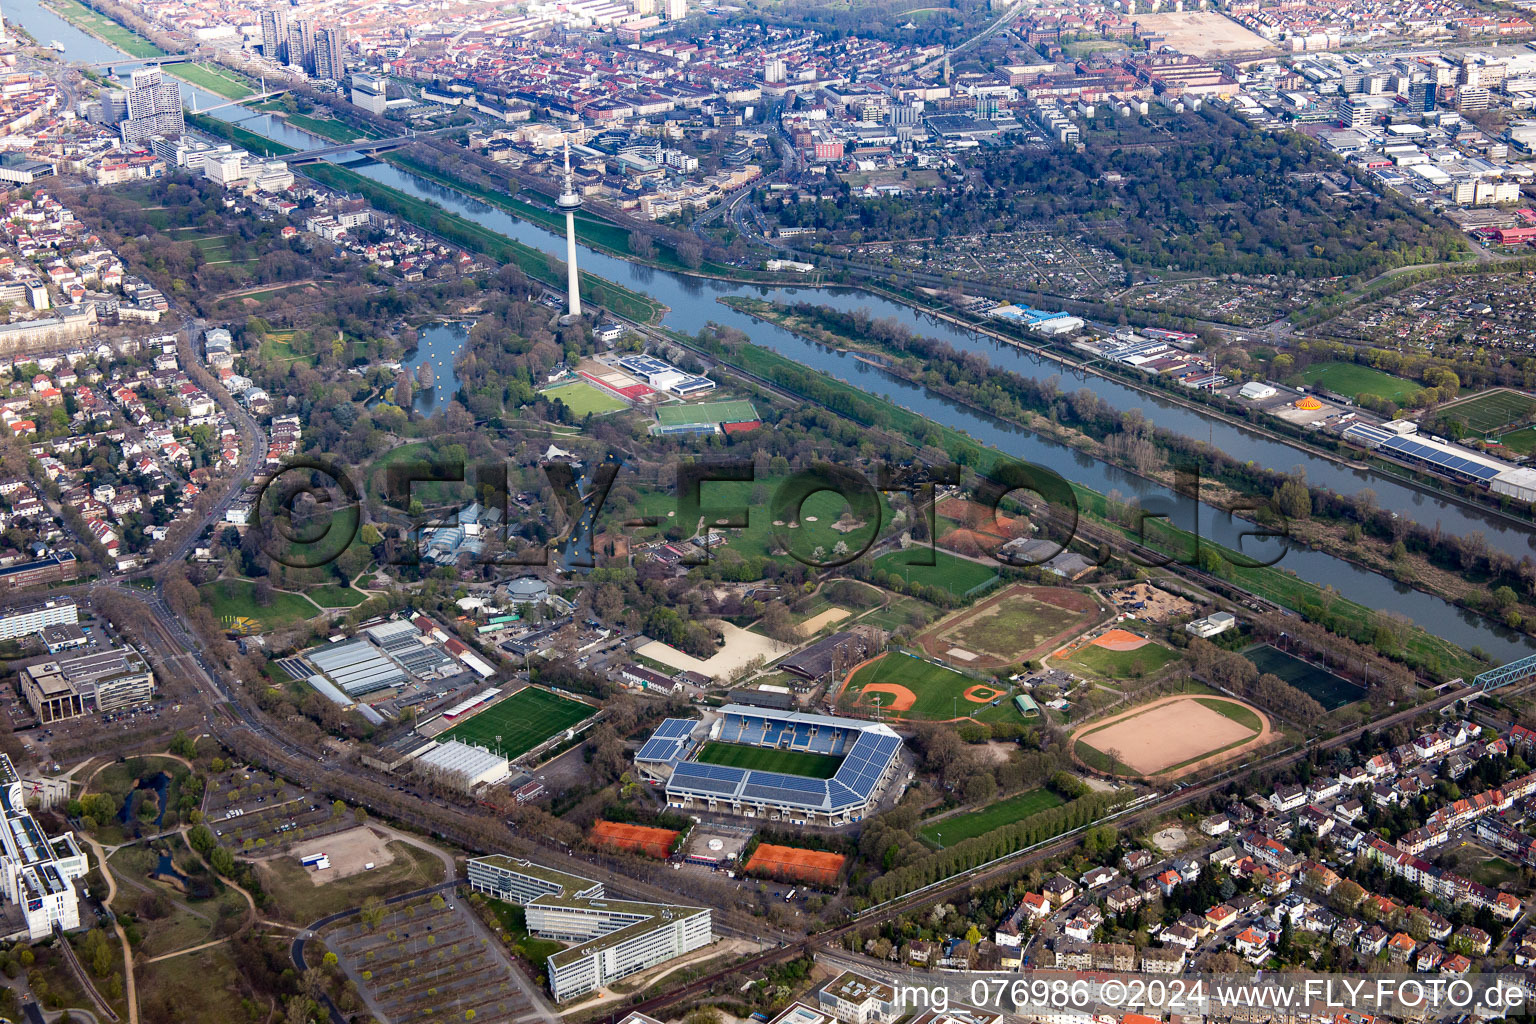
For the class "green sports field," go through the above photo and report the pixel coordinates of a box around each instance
[840,651,994,720]
[1056,637,1179,679]
[920,787,1065,847]
[441,687,595,758]
[540,379,629,416]
[1441,389,1536,435]
[695,741,843,779]
[1284,361,1418,404]
[872,549,999,599]
[656,400,758,426]
[1497,425,1536,455]
[1241,643,1361,711]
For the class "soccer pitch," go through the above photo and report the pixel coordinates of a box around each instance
[1441,389,1536,435]
[441,687,596,758]
[540,379,629,416]
[656,400,758,426]
[695,741,844,779]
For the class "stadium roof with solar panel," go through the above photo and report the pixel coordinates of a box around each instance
[1340,422,1536,501]
[638,705,905,827]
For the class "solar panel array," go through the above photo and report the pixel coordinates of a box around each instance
[1344,423,1504,482]
[828,732,902,809]
[1342,423,1391,448]
[636,718,698,763]
[1383,434,1503,482]
[670,761,746,795]
[664,709,902,815]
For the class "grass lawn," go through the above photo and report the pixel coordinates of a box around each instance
[255,840,446,925]
[441,687,595,758]
[939,588,1097,662]
[1440,388,1536,435]
[540,379,629,416]
[282,112,370,143]
[859,596,934,632]
[483,897,566,962]
[1196,696,1263,731]
[1075,739,1134,774]
[872,548,998,600]
[198,579,318,633]
[1284,361,1418,404]
[1497,425,1536,455]
[1468,853,1520,889]
[629,478,896,566]
[695,741,844,779]
[308,584,368,608]
[168,62,253,100]
[1056,638,1179,679]
[919,787,1065,847]
[136,945,246,1024]
[51,0,162,56]
[841,650,990,720]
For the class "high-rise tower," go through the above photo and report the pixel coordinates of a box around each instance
[557,139,582,321]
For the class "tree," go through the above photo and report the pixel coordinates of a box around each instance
[360,895,385,931]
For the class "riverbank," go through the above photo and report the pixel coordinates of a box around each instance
[714,297,1495,678]
[183,114,667,324]
[177,85,1517,671]
[45,0,254,98]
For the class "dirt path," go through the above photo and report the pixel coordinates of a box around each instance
[82,835,136,1024]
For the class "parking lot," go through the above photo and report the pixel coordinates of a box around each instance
[325,891,536,1024]
[207,766,357,852]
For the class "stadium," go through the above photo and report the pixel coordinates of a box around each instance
[635,705,904,827]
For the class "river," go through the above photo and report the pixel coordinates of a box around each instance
[13,0,1536,664]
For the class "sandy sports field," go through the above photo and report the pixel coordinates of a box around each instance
[1130,12,1276,56]
[798,607,850,637]
[917,583,1101,669]
[287,826,395,885]
[636,621,795,679]
[1071,694,1271,779]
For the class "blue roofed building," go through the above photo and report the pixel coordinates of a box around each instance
[639,705,905,827]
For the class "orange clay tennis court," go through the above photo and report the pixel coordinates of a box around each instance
[590,820,679,858]
[745,843,847,885]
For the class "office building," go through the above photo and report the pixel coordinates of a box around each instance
[121,67,183,144]
[351,73,386,115]
[818,973,899,1024]
[0,598,77,643]
[0,754,86,940]
[314,25,346,81]
[19,646,154,723]
[260,7,288,63]
[467,856,711,1001]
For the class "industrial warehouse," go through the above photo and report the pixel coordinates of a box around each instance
[638,706,905,827]
[466,855,712,1001]
[1342,421,1536,500]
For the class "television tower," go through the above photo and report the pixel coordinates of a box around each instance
[557,138,582,322]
